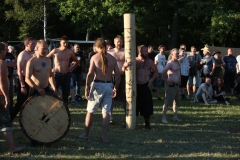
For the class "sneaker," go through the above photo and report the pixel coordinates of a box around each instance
[187,95,190,99]
[71,100,78,105]
[158,97,161,100]
[225,101,230,105]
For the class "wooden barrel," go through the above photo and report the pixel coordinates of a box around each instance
[19,94,71,145]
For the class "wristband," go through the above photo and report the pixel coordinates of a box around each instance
[21,85,25,88]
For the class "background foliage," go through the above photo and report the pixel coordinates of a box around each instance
[0,0,240,49]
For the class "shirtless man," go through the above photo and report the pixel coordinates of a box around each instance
[25,40,58,97]
[0,43,25,153]
[47,35,79,105]
[10,37,36,120]
[124,45,158,129]
[161,48,181,124]
[79,38,120,142]
[108,35,125,124]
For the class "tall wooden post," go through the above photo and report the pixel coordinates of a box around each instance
[124,13,136,129]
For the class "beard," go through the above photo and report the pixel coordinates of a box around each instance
[206,83,211,86]
[141,53,148,59]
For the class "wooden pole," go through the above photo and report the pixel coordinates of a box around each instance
[124,13,136,129]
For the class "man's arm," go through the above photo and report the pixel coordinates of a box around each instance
[48,60,57,95]
[114,61,121,91]
[161,62,172,84]
[0,62,10,108]
[46,48,55,58]
[85,57,95,100]
[149,61,158,85]
[69,52,79,72]
[17,52,27,93]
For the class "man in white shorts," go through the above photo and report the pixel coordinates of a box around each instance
[79,38,120,143]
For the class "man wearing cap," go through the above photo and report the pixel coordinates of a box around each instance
[222,48,237,95]
[200,45,216,84]
[212,50,224,84]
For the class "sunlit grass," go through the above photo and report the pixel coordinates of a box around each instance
[1,91,240,159]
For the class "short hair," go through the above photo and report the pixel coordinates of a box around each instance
[148,45,153,49]
[191,46,196,49]
[8,45,15,50]
[24,37,34,46]
[36,39,46,46]
[114,35,123,41]
[105,39,111,45]
[137,45,146,53]
[170,48,178,54]
[180,44,186,48]
[73,43,79,47]
[158,45,165,51]
[205,76,211,80]
[60,35,69,41]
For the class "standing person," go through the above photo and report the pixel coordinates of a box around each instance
[1,42,16,111]
[148,45,155,61]
[212,50,224,84]
[25,40,58,98]
[10,37,36,120]
[161,48,181,124]
[154,45,166,100]
[178,46,189,100]
[79,38,120,142]
[133,45,158,129]
[222,48,237,95]
[187,46,202,98]
[108,35,125,124]
[200,45,216,83]
[105,40,112,51]
[47,35,79,106]
[0,43,25,153]
[71,44,85,101]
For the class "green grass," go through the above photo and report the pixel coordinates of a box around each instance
[1,91,240,159]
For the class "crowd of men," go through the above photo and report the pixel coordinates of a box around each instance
[1,35,240,152]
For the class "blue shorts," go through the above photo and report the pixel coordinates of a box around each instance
[153,73,164,88]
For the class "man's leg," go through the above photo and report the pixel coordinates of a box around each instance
[173,105,181,121]
[201,93,209,105]
[80,112,93,140]
[102,113,110,142]
[61,74,70,106]
[162,104,168,124]
[2,131,25,153]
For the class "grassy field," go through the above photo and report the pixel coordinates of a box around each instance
[0,91,240,160]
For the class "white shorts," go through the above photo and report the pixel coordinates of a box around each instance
[87,81,113,114]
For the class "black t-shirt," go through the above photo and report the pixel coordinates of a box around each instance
[70,52,85,74]
[5,52,15,75]
[223,55,237,73]
[85,51,96,73]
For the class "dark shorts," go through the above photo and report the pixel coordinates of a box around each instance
[113,75,126,101]
[180,75,189,88]
[0,96,13,132]
[136,82,153,117]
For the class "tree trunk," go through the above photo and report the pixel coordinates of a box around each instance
[170,0,180,49]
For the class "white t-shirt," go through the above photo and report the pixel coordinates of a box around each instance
[154,54,166,73]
